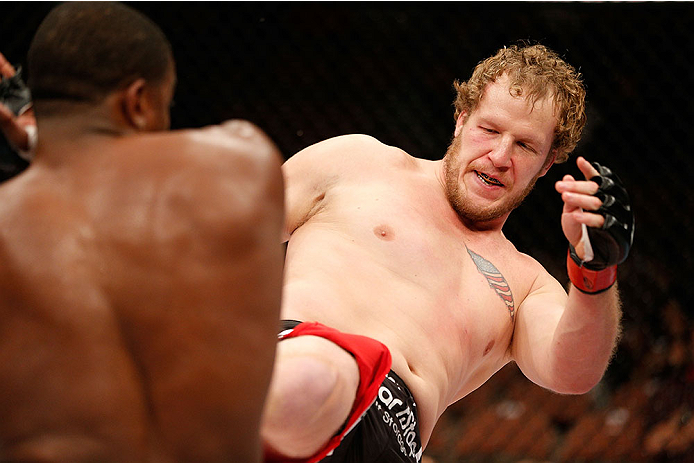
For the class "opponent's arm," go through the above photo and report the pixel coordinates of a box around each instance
[512,156,634,394]
[0,52,36,157]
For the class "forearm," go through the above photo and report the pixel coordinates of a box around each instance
[547,158,632,393]
[548,283,622,394]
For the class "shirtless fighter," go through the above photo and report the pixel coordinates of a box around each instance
[262,44,634,462]
[0,3,284,462]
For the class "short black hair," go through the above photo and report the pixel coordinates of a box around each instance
[28,2,173,105]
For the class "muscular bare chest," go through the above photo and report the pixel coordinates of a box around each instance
[287,168,532,376]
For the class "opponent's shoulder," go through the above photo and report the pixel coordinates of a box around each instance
[132,120,284,237]
[176,119,280,183]
[179,119,283,180]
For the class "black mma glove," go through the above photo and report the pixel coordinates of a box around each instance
[567,162,635,293]
[1,67,33,182]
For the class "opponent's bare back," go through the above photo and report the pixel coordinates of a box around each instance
[0,122,284,462]
[281,134,562,445]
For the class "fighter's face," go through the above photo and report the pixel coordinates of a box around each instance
[443,75,557,225]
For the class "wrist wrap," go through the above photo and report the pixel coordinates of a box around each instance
[567,249,617,294]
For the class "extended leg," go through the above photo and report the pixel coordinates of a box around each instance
[261,335,360,459]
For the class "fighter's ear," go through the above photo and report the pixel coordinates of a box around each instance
[122,78,149,131]
[454,111,468,137]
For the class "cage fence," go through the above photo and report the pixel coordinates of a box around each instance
[1,2,693,462]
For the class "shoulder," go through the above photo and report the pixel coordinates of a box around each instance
[130,120,280,172]
[280,134,413,240]
[293,133,389,155]
[126,121,285,239]
[286,134,413,173]
[514,250,566,303]
[488,239,565,303]
[181,120,283,182]
[161,119,282,193]
[282,134,416,190]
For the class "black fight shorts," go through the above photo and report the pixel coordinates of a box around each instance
[277,321,423,463]
[321,371,423,463]
[322,370,423,463]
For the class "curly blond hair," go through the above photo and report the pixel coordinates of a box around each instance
[453,44,586,163]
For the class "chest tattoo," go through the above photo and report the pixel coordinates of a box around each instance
[466,247,515,321]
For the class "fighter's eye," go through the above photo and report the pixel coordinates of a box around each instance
[517,141,537,154]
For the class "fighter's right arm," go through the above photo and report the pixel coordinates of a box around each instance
[282,134,381,242]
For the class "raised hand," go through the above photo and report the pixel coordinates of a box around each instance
[556,156,634,293]
[1,51,35,154]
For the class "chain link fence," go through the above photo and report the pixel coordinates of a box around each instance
[2,2,693,461]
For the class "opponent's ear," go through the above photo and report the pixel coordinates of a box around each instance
[454,111,468,137]
[539,150,557,177]
[122,78,150,131]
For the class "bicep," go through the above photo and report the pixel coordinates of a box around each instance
[511,273,567,389]
[282,136,362,241]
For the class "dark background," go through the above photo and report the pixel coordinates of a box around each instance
[2,2,693,461]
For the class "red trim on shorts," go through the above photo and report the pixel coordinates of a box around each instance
[267,322,392,463]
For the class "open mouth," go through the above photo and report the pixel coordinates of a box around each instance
[475,171,504,187]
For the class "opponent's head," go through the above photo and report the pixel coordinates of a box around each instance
[453,44,586,164]
[27,2,175,130]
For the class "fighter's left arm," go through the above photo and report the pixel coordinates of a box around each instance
[511,157,634,394]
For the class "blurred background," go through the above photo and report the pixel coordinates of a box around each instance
[2,2,693,462]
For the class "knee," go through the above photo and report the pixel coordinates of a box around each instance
[266,354,341,420]
[261,336,359,458]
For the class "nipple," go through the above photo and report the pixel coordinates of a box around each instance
[373,224,394,241]
[483,340,495,356]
